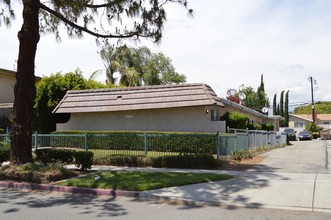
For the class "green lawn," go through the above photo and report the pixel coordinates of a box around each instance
[57,171,232,191]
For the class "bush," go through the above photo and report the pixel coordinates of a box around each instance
[51,130,217,154]
[0,146,10,164]
[94,154,219,169]
[220,112,249,130]
[0,163,76,184]
[94,155,152,167]
[35,149,74,164]
[247,123,262,130]
[231,150,253,162]
[154,154,217,169]
[312,132,320,139]
[261,123,274,131]
[74,151,94,171]
[305,122,323,136]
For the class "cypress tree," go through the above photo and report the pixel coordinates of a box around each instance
[273,94,277,115]
[280,90,285,117]
[284,90,290,127]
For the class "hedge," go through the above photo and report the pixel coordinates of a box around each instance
[94,154,219,169]
[35,149,74,164]
[50,130,217,154]
[35,149,94,171]
[0,144,10,164]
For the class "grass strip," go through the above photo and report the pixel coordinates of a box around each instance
[57,171,232,191]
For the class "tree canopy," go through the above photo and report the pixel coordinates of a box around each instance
[294,102,331,114]
[1,0,191,164]
[227,74,269,113]
[34,69,106,133]
[91,45,186,86]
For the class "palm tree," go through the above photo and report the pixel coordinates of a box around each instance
[89,45,123,84]
[92,45,186,86]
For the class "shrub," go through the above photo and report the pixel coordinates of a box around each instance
[94,155,152,167]
[51,130,217,154]
[74,151,94,171]
[231,150,253,162]
[48,149,74,163]
[312,132,320,139]
[248,123,262,130]
[35,149,74,164]
[34,149,49,164]
[0,146,10,164]
[0,163,76,184]
[94,154,219,169]
[220,112,248,130]
[261,123,274,131]
[152,154,217,169]
[305,122,323,137]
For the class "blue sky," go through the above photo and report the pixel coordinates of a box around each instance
[1,0,331,111]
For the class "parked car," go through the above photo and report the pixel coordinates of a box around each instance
[298,131,312,141]
[284,128,296,141]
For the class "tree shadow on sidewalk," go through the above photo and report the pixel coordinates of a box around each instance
[141,163,290,211]
[0,188,128,218]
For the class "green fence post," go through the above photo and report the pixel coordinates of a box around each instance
[34,132,38,150]
[144,132,148,155]
[84,133,88,151]
[5,127,9,144]
[216,131,220,160]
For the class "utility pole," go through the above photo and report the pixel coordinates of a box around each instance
[308,76,316,123]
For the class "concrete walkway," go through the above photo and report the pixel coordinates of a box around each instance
[136,140,331,213]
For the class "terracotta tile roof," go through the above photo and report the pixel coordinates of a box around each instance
[53,83,224,113]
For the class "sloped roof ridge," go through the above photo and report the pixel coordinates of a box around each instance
[289,114,313,122]
[199,84,221,105]
[67,83,208,94]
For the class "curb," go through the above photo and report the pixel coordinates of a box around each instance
[0,181,139,198]
[0,180,224,208]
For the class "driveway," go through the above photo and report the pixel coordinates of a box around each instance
[143,140,331,213]
[251,140,331,173]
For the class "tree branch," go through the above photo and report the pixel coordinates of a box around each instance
[39,3,153,39]
[85,2,115,9]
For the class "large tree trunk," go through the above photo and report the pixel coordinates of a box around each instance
[10,0,40,164]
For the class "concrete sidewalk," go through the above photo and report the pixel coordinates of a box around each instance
[68,164,331,213]
[140,140,331,213]
[78,140,331,213]
[140,170,331,213]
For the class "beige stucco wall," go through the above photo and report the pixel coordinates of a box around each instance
[56,106,226,133]
[288,115,311,133]
[0,72,15,103]
[0,71,16,117]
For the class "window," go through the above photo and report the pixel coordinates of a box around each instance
[294,122,304,128]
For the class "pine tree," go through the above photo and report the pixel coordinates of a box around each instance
[0,0,192,164]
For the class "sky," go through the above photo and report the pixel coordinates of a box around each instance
[1,0,331,112]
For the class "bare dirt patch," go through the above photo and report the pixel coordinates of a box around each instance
[221,155,266,171]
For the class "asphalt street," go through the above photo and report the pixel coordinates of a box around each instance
[1,188,331,220]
